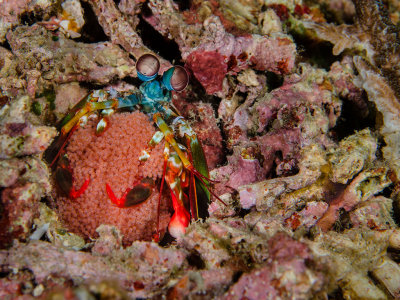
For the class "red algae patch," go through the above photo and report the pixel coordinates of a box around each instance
[55,111,170,244]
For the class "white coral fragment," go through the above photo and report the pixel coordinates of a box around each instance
[62,0,85,30]
[259,9,282,35]
[239,144,326,211]
[353,56,400,179]
[237,69,260,87]
[371,256,400,298]
[307,229,394,300]
[328,128,377,184]
[302,21,374,58]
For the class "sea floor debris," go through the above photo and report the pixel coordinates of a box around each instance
[1,0,400,299]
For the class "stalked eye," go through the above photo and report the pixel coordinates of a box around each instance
[136,54,160,81]
[162,66,189,92]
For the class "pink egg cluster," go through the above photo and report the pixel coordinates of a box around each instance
[56,111,170,244]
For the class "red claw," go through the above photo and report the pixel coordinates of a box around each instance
[106,183,129,208]
[69,178,90,199]
[106,178,154,208]
[54,155,90,199]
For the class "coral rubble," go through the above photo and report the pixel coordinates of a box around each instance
[0,94,54,248]
[0,0,400,298]
[3,24,136,98]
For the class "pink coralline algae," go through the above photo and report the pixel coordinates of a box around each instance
[183,32,295,93]
[212,147,266,195]
[329,56,368,116]
[55,111,170,244]
[185,50,228,94]
[169,267,235,299]
[224,233,325,299]
[0,239,187,298]
[212,65,341,194]
[140,1,296,94]
[0,183,41,248]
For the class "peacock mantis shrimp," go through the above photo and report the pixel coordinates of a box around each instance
[45,54,224,241]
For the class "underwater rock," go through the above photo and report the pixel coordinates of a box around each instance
[142,0,296,94]
[295,201,329,230]
[208,192,237,219]
[0,0,57,43]
[185,50,228,94]
[53,82,89,120]
[328,56,368,117]
[4,25,136,96]
[321,0,355,23]
[224,233,327,299]
[0,156,51,192]
[327,128,377,184]
[317,166,392,231]
[212,145,267,195]
[0,269,36,299]
[304,0,400,95]
[178,219,232,269]
[353,56,400,183]
[0,182,41,248]
[237,125,394,235]
[87,0,153,60]
[349,196,396,231]
[307,228,400,299]
[238,144,327,211]
[44,0,85,38]
[303,0,400,180]
[0,240,187,298]
[0,47,26,97]
[0,95,57,158]
[92,225,123,256]
[215,63,341,189]
[0,122,56,159]
[168,267,235,299]
[32,203,86,251]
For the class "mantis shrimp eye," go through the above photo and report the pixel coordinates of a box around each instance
[136,54,160,81]
[162,66,189,92]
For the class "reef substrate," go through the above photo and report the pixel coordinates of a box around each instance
[1,0,400,299]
